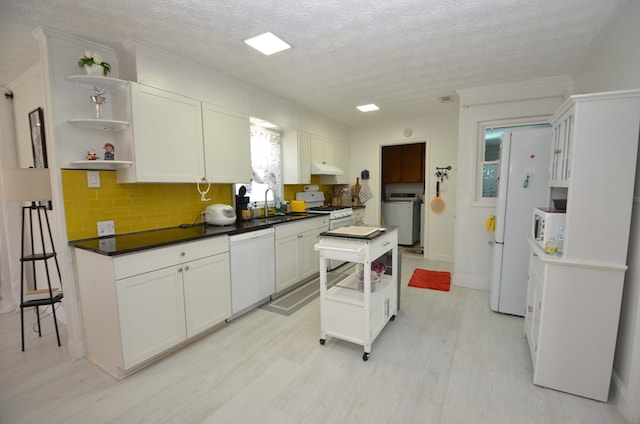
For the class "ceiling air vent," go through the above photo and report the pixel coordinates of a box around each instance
[439,95,454,103]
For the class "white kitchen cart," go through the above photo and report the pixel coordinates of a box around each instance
[315,226,398,361]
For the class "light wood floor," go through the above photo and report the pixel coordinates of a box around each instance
[0,253,625,423]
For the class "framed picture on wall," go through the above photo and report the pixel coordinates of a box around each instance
[29,107,47,168]
[28,107,52,209]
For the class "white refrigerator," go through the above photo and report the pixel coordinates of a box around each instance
[490,127,552,316]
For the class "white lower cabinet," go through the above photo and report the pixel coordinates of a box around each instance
[524,249,543,361]
[322,275,396,348]
[525,242,625,401]
[275,217,326,293]
[183,253,231,337]
[117,266,186,369]
[74,236,230,378]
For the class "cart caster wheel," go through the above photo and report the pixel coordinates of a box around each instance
[319,338,326,345]
[363,352,369,361]
[390,315,396,321]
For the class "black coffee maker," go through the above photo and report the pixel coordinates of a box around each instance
[235,196,249,220]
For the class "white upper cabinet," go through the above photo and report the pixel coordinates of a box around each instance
[312,134,350,185]
[118,84,252,184]
[332,140,350,184]
[282,130,311,184]
[202,102,251,183]
[119,82,205,183]
[549,108,573,187]
[310,134,334,165]
[551,90,640,264]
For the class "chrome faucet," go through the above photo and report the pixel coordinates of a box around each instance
[264,187,274,218]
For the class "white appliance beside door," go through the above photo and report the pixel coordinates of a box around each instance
[382,192,420,245]
[490,127,552,316]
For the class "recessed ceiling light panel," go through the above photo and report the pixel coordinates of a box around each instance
[356,104,380,112]
[244,32,291,56]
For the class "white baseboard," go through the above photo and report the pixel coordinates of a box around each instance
[67,338,86,360]
[427,252,454,262]
[612,370,640,424]
[452,274,489,291]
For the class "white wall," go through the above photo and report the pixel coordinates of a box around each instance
[348,112,458,262]
[0,64,49,313]
[118,39,348,142]
[453,76,572,290]
[0,84,22,312]
[574,1,640,422]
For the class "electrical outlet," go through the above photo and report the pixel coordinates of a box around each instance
[87,171,100,188]
[99,237,116,252]
[97,220,115,236]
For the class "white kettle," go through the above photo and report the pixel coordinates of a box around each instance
[203,204,236,226]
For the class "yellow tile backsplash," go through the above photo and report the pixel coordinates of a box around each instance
[62,171,336,240]
[62,170,233,240]
[283,176,333,201]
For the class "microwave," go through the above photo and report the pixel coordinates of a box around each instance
[532,207,566,249]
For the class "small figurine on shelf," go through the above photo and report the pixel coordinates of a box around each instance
[104,142,115,160]
[87,149,98,160]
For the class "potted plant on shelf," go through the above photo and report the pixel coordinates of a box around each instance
[78,51,111,76]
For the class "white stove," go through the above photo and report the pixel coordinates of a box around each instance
[295,192,354,222]
[307,206,354,220]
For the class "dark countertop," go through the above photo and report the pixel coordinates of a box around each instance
[69,213,317,256]
[319,225,395,241]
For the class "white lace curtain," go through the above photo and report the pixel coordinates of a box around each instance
[250,126,281,195]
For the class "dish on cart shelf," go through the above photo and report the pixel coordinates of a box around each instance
[357,271,381,291]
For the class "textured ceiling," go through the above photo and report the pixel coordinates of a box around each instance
[0,0,627,127]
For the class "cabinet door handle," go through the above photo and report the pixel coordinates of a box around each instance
[532,253,538,258]
[528,305,533,312]
[180,252,186,257]
[178,267,183,273]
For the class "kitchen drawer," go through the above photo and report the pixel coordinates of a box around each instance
[276,218,319,239]
[316,216,329,229]
[114,236,228,279]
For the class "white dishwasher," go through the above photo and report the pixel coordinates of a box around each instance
[229,227,275,318]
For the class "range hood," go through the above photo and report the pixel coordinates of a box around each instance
[311,162,344,175]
